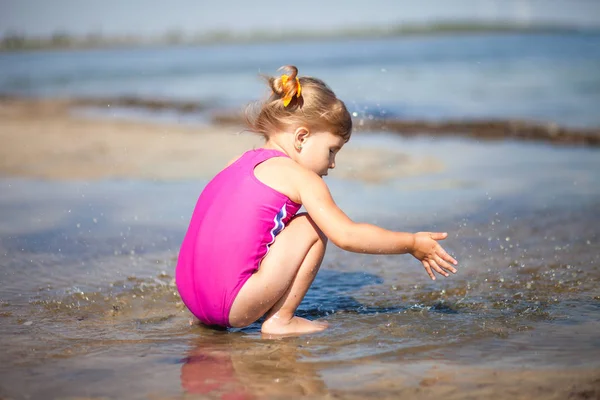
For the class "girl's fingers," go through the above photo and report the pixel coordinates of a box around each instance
[428,259,449,277]
[437,246,458,265]
[435,255,457,274]
[422,261,435,280]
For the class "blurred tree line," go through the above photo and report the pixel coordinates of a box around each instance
[1,22,588,52]
[1,29,140,51]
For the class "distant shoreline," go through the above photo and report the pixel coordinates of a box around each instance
[3,95,598,148]
[2,21,598,52]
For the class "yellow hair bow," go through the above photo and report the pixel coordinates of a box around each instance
[281,74,302,107]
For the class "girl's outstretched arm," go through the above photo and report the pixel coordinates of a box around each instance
[293,167,458,279]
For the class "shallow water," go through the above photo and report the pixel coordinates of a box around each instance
[0,135,599,399]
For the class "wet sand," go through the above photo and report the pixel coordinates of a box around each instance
[1,97,599,399]
[0,97,443,182]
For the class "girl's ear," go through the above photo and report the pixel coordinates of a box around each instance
[294,126,311,150]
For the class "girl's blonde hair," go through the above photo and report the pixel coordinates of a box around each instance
[245,65,352,141]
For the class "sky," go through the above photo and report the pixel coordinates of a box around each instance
[1,0,600,38]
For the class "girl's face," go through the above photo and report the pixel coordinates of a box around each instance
[297,131,345,177]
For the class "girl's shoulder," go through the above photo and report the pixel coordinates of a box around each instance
[253,154,307,205]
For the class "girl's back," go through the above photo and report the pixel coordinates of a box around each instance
[175,148,301,327]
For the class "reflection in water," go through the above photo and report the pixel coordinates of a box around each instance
[181,345,252,399]
[181,332,326,399]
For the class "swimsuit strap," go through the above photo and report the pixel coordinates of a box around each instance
[249,148,290,168]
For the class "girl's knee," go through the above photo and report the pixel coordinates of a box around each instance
[291,213,328,246]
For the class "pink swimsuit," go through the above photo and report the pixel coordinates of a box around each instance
[175,148,302,327]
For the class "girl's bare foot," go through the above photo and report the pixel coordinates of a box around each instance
[261,315,329,336]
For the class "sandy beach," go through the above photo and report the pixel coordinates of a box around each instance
[0,97,444,182]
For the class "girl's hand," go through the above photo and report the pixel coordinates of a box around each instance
[410,232,458,280]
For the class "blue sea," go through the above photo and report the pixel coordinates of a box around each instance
[1,32,600,128]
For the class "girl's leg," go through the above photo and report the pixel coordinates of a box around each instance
[228,213,328,335]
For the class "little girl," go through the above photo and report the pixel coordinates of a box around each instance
[176,66,458,336]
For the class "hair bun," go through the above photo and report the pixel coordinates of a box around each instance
[269,65,302,108]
